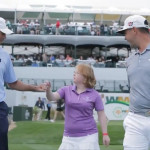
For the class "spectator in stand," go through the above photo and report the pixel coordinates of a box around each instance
[37,53,43,62]
[22,21,29,34]
[101,56,106,62]
[59,54,65,60]
[16,20,23,34]
[104,24,108,36]
[100,24,104,35]
[91,28,95,36]
[79,55,84,60]
[58,60,66,67]
[98,57,103,62]
[33,53,38,61]
[70,58,77,67]
[42,53,48,66]
[65,55,73,67]
[94,57,105,68]
[49,55,55,62]
[109,26,113,35]
[112,21,118,35]
[15,55,21,61]
[29,20,35,34]
[35,19,40,35]
[56,18,60,35]
[96,29,100,36]
[77,26,83,35]
[6,20,11,30]
[93,59,100,68]
[25,56,32,66]
[10,55,15,62]
[66,54,72,61]
[87,55,94,61]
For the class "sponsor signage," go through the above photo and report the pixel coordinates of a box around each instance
[101,93,130,120]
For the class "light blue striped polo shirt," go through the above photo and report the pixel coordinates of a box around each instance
[0,48,17,102]
[126,45,150,115]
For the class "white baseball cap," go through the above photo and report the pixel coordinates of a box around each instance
[117,15,149,34]
[0,17,13,34]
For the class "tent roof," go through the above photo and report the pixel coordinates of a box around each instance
[2,34,130,48]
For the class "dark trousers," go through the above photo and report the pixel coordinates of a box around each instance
[45,105,51,120]
[0,102,9,150]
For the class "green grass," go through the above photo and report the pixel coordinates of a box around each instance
[8,120,124,150]
[9,144,123,150]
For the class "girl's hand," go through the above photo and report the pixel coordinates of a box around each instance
[45,82,51,91]
[103,135,110,147]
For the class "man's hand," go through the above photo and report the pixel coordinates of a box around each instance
[36,83,48,92]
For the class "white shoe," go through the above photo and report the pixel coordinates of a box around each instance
[50,119,54,122]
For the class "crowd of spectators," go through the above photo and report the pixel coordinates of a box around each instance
[6,19,121,36]
[10,53,127,68]
[6,19,41,35]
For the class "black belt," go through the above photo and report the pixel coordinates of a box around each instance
[130,110,150,117]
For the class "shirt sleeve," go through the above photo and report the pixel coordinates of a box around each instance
[4,55,17,83]
[57,86,66,100]
[95,93,104,111]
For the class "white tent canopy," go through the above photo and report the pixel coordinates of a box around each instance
[1,0,150,15]
[1,0,150,26]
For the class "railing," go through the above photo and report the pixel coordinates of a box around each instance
[12,60,126,68]
[11,24,121,36]
[5,78,129,93]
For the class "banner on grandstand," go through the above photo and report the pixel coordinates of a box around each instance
[102,93,129,120]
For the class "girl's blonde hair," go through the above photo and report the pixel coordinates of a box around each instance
[76,64,96,88]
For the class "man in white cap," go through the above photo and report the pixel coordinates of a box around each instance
[0,17,47,150]
[117,15,150,150]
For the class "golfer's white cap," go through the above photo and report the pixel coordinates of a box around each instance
[117,15,149,34]
[0,17,13,34]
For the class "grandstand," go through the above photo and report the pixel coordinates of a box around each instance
[2,35,130,57]
[1,0,149,121]
[1,0,150,34]
[1,0,150,24]
[1,2,150,150]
